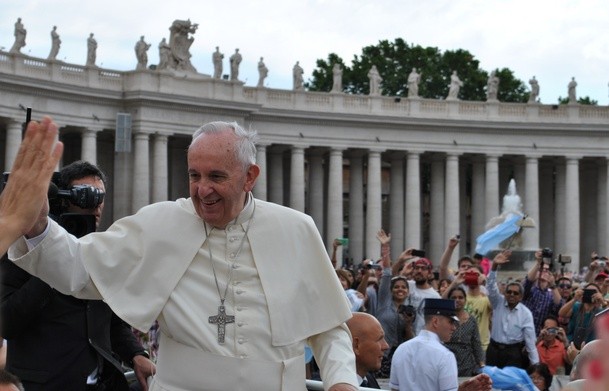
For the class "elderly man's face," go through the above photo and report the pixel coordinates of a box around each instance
[354,318,389,373]
[188,131,259,228]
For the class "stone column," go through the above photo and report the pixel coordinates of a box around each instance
[253,144,268,201]
[4,120,22,170]
[289,145,306,212]
[389,153,405,257]
[471,157,486,240]
[152,133,169,203]
[307,150,324,234]
[539,161,554,249]
[523,156,540,250]
[269,149,284,205]
[601,160,609,256]
[485,154,501,223]
[554,161,566,255]
[366,149,384,259]
[327,148,344,263]
[405,152,421,249]
[349,153,365,264]
[81,128,99,165]
[514,160,526,204]
[445,153,460,267]
[429,155,445,265]
[565,157,581,270]
[132,132,150,212]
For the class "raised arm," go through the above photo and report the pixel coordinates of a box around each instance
[0,117,63,255]
[439,236,460,280]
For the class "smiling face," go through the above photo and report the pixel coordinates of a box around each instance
[391,279,409,303]
[188,130,259,228]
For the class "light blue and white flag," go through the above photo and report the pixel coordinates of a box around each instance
[475,213,522,256]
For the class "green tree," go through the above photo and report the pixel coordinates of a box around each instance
[557,96,598,105]
[307,39,529,102]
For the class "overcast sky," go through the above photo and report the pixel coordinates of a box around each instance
[2,0,609,105]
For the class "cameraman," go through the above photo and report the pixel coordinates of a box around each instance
[521,248,564,336]
[0,161,155,391]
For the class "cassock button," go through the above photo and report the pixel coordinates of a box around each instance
[230,252,236,258]
[228,226,234,231]
[238,338,244,344]
[236,289,243,294]
[237,322,244,327]
[240,354,247,359]
[236,306,243,311]
[229,237,236,242]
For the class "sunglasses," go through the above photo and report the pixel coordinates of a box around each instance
[505,290,521,296]
[558,284,572,289]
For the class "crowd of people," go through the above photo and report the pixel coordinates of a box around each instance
[330,229,609,390]
[1,117,609,390]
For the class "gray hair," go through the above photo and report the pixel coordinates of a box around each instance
[190,121,258,169]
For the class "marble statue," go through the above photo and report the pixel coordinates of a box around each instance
[568,77,577,104]
[135,36,151,70]
[158,38,171,70]
[212,46,223,79]
[47,26,61,60]
[446,70,463,100]
[257,57,268,88]
[486,70,500,101]
[229,48,242,81]
[10,18,27,54]
[367,65,382,96]
[168,19,198,72]
[86,33,97,67]
[331,63,342,93]
[407,67,421,98]
[528,76,540,103]
[293,61,304,91]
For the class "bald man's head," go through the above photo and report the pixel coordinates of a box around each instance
[346,313,389,377]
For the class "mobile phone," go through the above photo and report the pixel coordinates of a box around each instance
[337,237,349,246]
[547,327,558,334]
[411,249,426,258]
[583,289,596,304]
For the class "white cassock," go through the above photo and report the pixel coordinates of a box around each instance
[9,196,357,391]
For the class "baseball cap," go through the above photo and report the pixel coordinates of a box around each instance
[413,258,433,270]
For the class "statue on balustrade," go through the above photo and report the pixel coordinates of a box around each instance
[167,19,198,72]
[212,46,223,79]
[47,26,61,60]
[568,77,577,104]
[86,33,97,67]
[10,18,27,54]
[135,36,151,70]
[367,65,382,96]
[407,67,421,98]
[446,70,463,100]
[158,38,171,70]
[229,48,242,81]
[331,63,343,93]
[257,57,268,87]
[528,76,540,103]
[486,70,500,101]
[293,61,304,91]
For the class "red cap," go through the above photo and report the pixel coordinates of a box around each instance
[414,258,433,270]
[595,272,609,280]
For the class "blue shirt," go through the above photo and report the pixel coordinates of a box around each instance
[390,330,458,391]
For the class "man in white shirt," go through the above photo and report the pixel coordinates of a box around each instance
[390,298,492,391]
[486,250,539,369]
[408,258,441,334]
[9,119,358,391]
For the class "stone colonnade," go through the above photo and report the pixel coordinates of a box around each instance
[4,124,605,272]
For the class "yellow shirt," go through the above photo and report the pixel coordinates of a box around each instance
[465,294,492,351]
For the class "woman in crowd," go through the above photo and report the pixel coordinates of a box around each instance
[444,286,485,376]
[526,363,553,391]
[336,269,364,312]
[558,282,606,349]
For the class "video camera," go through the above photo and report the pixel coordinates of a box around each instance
[1,171,104,238]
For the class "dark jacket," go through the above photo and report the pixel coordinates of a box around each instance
[0,255,144,391]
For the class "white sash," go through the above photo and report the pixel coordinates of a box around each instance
[149,333,307,391]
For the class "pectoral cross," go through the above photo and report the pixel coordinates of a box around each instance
[209,304,235,344]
